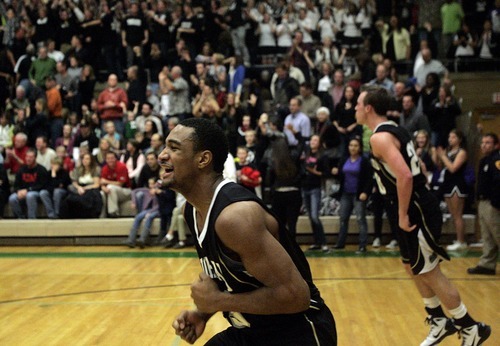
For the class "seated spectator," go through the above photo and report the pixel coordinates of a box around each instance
[40,157,71,219]
[163,194,188,249]
[124,179,176,248]
[100,151,131,217]
[0,164,10,218]
[4,132,29,177]
[60,153,102,219]
[35,136,57,171]
[102,121,125,155]
[148,133,164,157]
[73,119,99,154]
[0,112,14,156]
[94,138,112,167]
[55,145,75,173]
[55,124,75,156]
[120,139,145,188]
[8,148,49,219]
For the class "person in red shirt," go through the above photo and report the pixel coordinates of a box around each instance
[97,74,128,135]
[4,132,29,177]
[100,151,131,217]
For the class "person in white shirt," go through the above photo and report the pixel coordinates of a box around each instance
[35,136,57,171]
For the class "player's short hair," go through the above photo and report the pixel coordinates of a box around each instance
[361,86,391,117]
[180,118,228,174]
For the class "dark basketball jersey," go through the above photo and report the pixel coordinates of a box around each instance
[370,121,428,197]
[183,180,325,330]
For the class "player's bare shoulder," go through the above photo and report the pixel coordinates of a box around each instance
[370,131,400,158]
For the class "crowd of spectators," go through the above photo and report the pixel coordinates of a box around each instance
[0,0,499,249]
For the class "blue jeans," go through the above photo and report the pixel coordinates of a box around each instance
[336,193,368,248]
[8,191,41,219]
[40,188,68,218]
[127,209,160,244]
[302,187,326,246]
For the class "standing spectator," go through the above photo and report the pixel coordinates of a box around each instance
[427,85,461,148]
[414,48,449,89]
[377,16,411,63]
[467,133,499,275]
[276,13,297,53]
[436,129,468,251]
[78,65,96,110]
[28,46,56,88]
[255,13,276,64]
[289,30,313,83]
[100,151,131,217]
[331,137,372,252]
[55,60,78,112]
[176,4,201,59]
[417,0,444,55]
[341,2,363,49]
[159,66,191,121]
[301,134,328,252]
[297,82,322,128]
[121,2,149,68]
[97,74,128,135]
[330,68,345,110]
[284,97,311,148]
[271,62,300,116]
[125,49,147,110]
[226,0,250,66]
[399,95,432,136]
[40,157,71,219]
[0,112,14,154]
[441,0,464,58]
[35,136,57,171]
[8,148,49,219]
[333,85,360,156]
[25,98,49,148]
[45,76,63,146]
[32,7,55,47]
[367,64,395,95]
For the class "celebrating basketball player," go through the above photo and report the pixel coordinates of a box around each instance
[158,118,336,345]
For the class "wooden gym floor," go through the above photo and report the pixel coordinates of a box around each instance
[0,246,498,346]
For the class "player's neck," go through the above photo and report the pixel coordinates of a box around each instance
[368,115,388,131]
[185,174,224,216]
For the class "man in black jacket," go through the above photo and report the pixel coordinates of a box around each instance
[8,148,49,219]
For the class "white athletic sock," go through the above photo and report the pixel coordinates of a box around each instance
[449,303,467,319]
[423,296,441,309]
[166,233,174,241]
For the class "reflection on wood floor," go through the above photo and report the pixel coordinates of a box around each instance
[0,246,497,345]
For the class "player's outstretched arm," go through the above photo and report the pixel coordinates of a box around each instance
[191,201,311,315]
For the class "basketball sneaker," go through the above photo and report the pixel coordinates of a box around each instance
[420,316,457,346]
[372,237,381,247]
[458,322,491,346]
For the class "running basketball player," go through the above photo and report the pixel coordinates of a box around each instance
[158,118,336,345]
[355,86,491,346]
